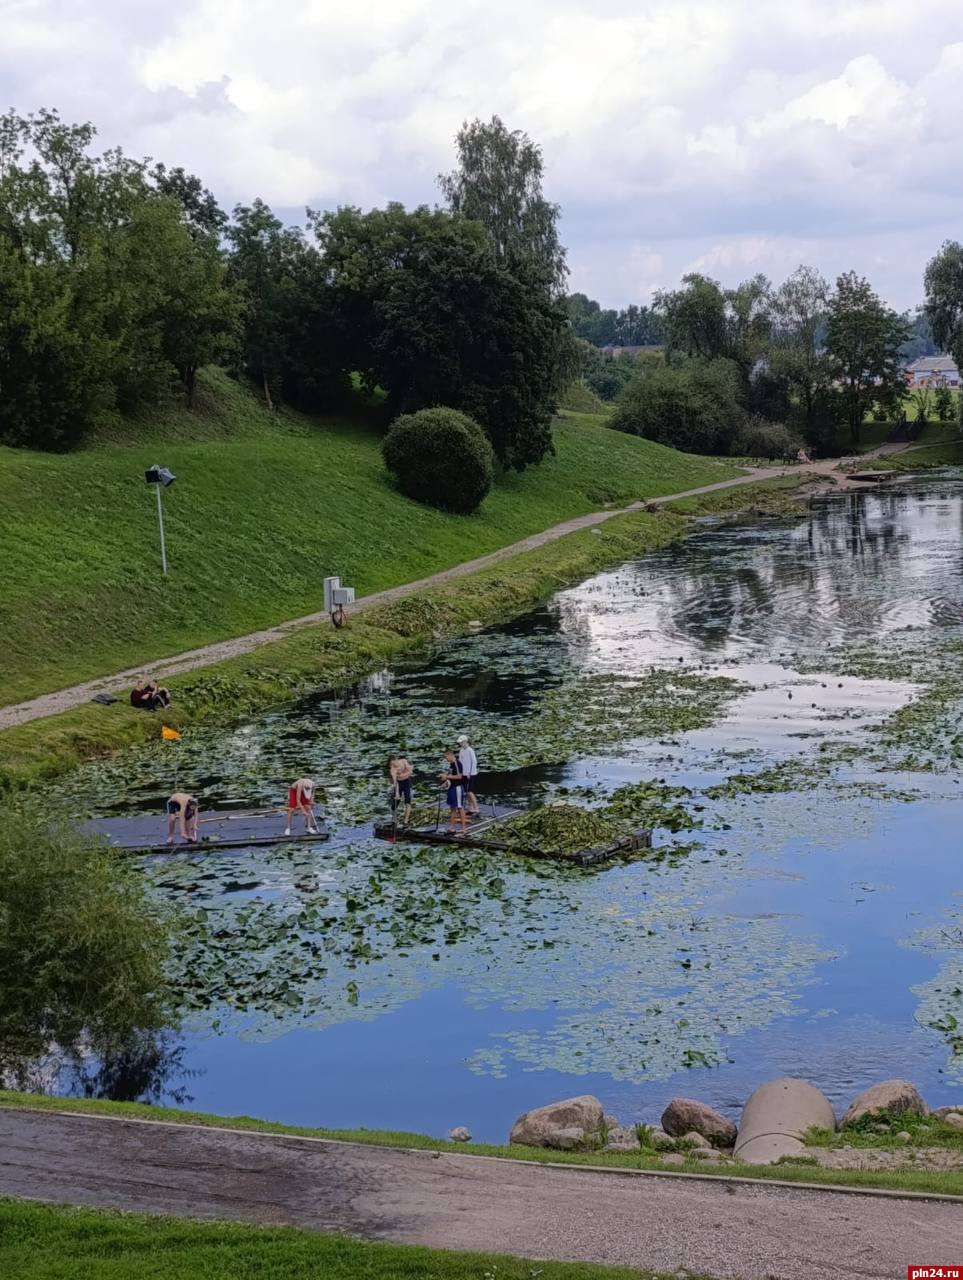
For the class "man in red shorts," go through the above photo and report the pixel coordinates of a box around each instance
[284,777,320,837]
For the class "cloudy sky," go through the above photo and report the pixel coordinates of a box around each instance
[5,0,963,310]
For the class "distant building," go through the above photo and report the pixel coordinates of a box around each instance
[599,344,662,358]
[905,355,960,388]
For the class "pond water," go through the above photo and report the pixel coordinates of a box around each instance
[65,477,963,1137]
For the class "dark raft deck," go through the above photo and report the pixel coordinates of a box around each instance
[372,807,652,866]
[86,810,331,855]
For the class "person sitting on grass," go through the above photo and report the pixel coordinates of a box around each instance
[439,748,468,835]
[284,777,320,837]
[131,678,171,711]
[388,754,414,825]
[166,792,198,845]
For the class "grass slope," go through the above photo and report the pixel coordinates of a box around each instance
[0,1200,673,1280]
[0,372,736,706]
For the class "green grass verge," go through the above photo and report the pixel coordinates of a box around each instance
[0,476,821,791]
[0,1199,676,1280]
[858,436,963,470]
[0,370,736,706]
[2,1093,961,1198]
[804,1111,963,1151]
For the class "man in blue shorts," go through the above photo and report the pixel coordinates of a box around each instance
[439,747,468,834]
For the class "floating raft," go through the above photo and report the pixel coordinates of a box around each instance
[372,806,652,867]
[86,809,330,856]
[849,470,898,484]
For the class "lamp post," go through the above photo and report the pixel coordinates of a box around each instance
[145,465,176,575]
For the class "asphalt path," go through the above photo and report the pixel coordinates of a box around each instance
[2,1109,960,1279]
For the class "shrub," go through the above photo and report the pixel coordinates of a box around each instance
[732,418,802,461]
[0,805,175,1081]
[610,357,744,454]
[382,407,494,514]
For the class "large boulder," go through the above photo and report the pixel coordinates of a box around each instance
[605,1125,641,1152]
[734,1078,836,1165]
[661,1098,737,1149]
[841,1080,928,1127]
[509,1095,604,1150]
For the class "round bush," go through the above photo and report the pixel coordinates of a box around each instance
[382,407,494,514]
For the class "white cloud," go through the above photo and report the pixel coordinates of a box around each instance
[2,0,963,307]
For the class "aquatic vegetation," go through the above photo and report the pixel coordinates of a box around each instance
[486,804,621,854]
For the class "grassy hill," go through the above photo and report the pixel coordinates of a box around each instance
[0,370,737,706]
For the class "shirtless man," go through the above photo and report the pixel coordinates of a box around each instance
[388,754,414,825]
[166,792,199,845]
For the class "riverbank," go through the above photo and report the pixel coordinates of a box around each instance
[0,479,808,791]
[0,370,737,708]
[2,1092,960,1198]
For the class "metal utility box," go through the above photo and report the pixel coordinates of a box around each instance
[331,586,355,606]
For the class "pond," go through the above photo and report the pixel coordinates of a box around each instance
[63,477,963,1138]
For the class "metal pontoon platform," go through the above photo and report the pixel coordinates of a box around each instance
[86,810,331,856]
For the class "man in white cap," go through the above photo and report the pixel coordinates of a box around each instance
[456,734,479,817]
[284,777,320,837]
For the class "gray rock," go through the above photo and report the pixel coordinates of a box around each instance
[448,1126,471,1143]
[934,1105,963,1120]
[895,1131,912,1143]
[649,1128,676,1151]
[682,1129,712,1149]
[661,1097,737,1148]
[605,1125,641,1152]
[941,1111,963,1129]
[661,1152,687,1165]
[509,1095,604,1149]
[692,1147,725,1162]
[603,1113,620,1133]
[550,1126,588,1151]
[872,1123,891,1134]
[841,1079,928,1127]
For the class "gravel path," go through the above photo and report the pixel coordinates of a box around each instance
[1,1109,960,1279]
[0,447,910,731]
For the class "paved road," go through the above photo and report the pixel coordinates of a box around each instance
[2,1109,961,1278]
[0,448,904,732]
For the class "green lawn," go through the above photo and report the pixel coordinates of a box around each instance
[0,1200,672,1280]
[0,371,736,706]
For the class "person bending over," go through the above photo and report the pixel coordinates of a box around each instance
[285,777,320,836]
[166,792,198,845]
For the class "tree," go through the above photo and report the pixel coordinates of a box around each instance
[911,386,932,423]
[610,357,744,454]
[769,266,837,449]
[315,203,573,469]
[439,115,567,295]
[566,292,618,346]
[824,272,907,445]
[924,242,963,381]
[228,200,345,411]
[0,806,174,1080]
[935,383,955,422]
[654,272,770,381]
[382,407,494,513]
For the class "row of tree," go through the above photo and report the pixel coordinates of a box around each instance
[604,266,946,454]
[0,110,575,467]
[564,293,664,348]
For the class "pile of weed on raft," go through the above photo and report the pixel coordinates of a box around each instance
[487,804,621,855]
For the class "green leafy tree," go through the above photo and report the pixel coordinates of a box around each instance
[769,266,838,450]
[0,806,174,1081]
[935,383,955,422]
[566,293,618,346]
[825,272,907,445]
[439,115,567,295]
[924,242,963,380]
[654,272,770,381]
[611,357,744,454]
[912,386,932,423]
[316,203,571,469]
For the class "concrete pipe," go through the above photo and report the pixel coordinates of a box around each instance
[734,1078,836,1165]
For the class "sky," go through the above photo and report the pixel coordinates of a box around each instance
[4,0,963,311]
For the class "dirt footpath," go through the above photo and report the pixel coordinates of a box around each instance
[1,1108,961,1279]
